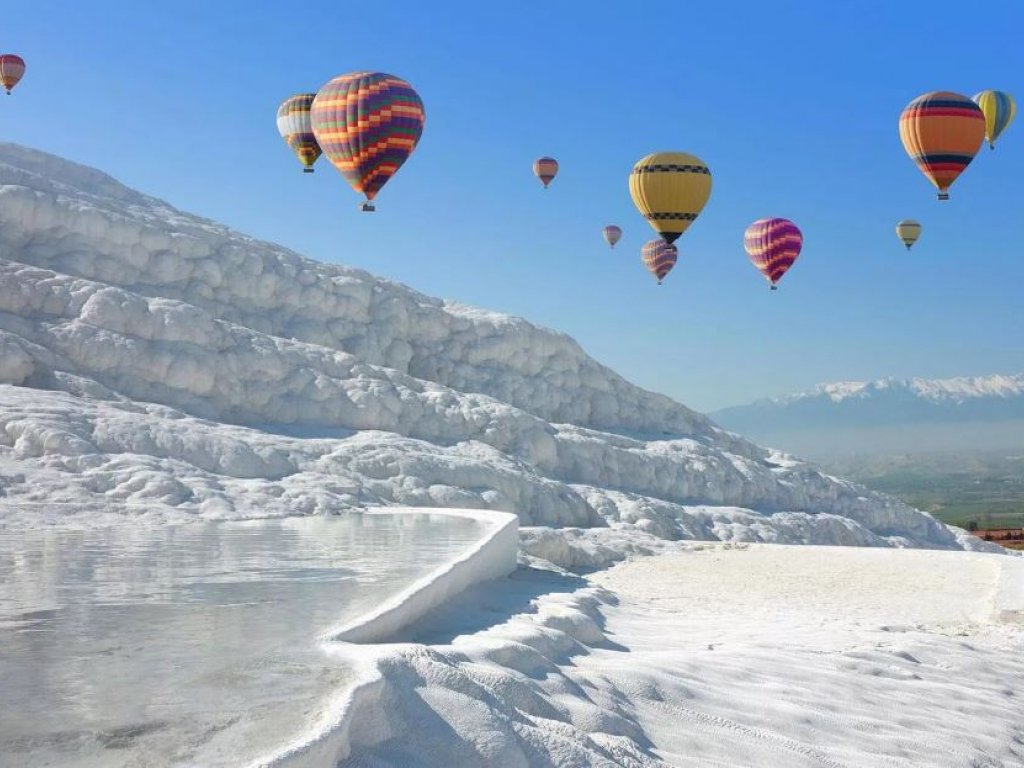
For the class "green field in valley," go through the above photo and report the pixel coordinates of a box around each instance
[823,452,1024,531]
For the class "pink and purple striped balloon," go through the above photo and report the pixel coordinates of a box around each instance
[641,239,677,284]
[743,218,802,289]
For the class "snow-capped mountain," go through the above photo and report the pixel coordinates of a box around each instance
[711,374,1024,458]
[0,143,986,558]
[715,374,1024,427]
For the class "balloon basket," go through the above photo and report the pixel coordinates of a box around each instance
[937,192,949,201]
[360,202,376,212]
[303,168,314,174]
[770,285,778,291]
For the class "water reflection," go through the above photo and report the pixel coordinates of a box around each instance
[0,513,484,767]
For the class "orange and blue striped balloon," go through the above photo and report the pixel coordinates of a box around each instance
[899,91,984,200]
[744,218,802,290]
[641,239,677,284]
[311,72,425,209]
[0,54,25,95]
[276,94,322,172]
[533,157,559,188]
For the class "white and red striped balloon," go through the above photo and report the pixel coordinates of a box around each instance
[0,54,25,95]
[602,225,622,249]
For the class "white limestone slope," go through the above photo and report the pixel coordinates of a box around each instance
[327,545,1023,768]
[0,143,992,560]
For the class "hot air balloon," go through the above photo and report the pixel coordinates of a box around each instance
[277,94,322,173]
[744,218,802,290]
[310,72,425,211]
[0,54,25,95]
[641,239,678,285]
[629,152,712,245]
[603,225,622,249]
[972,90,1016,150]
[899,92,985,200]
[895,219,922,250]
[533,157,558,188]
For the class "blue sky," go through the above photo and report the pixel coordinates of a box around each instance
[4,1,1023,411]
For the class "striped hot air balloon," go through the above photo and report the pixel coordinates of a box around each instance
[641,239,678,285]
[310,72,425,211]
[533,157,558,188]
[972,90,1016,150]
[276,94,322,173]
[899,92,985,200]
[895,219,922,250]
[602,225,622,249]
[0,54,25,95]
[629,152,712,245]
[744,218,802,290]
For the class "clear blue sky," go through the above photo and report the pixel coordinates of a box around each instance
[4,1,1023,411]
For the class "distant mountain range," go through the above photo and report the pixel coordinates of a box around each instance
[711,374,1024,458]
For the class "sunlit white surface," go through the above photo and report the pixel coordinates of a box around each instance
[0,514,485,767]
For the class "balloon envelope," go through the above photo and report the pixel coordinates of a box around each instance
[744,218,802,288]
[629,152,711,244]
[972,90,1016,150]
[641,239,678,284]
[311,72,425,204]
[533,157,558,188]
[0,54,25,95]
[277,94,322,172]
[899,91,984,200]
[895,219,922,250]
[602,225,622,249]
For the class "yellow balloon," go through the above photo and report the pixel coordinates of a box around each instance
[895,219,922,250]
[629,152,712,244]
[972,90,1016,150]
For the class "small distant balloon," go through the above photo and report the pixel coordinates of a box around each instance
[277,94,322,173]
[899,91,984,200]
[641,239,678,285]
[629,152,712,244]
[0,54,25,95]
[310,72,425,211]
[533,157,558,188]
[603,225,622,249]
[895,219,922,250]
[972,90,1016,150]
[744,218,802,290]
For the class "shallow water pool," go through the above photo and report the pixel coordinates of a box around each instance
[0,513,487,767]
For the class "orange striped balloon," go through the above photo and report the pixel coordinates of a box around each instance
[899,91,985,200]
[310,72,425,210]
